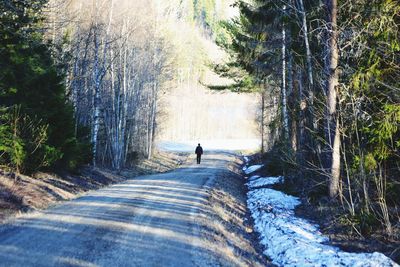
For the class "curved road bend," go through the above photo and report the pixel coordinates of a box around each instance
[0,152,240,267]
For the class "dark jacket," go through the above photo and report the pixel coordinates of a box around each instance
[195,146,203,155]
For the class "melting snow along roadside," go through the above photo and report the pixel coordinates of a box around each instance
[244,163,399,267]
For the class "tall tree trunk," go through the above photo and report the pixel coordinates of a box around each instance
[287,27,296,151]
[325,0,340,198]
[92,32,101,167]
[91,0,114,167]
[282,8,289,140]
[297,68,306,164]
[297,0,317,147]
[147,81,158,160]
[261,90,265,153]
[298,0,313,88]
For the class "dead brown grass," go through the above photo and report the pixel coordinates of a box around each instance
[198,155,272,267]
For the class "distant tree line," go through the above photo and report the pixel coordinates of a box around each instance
[217,0,399,236]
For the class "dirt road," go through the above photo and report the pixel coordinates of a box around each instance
[0,152,261,267]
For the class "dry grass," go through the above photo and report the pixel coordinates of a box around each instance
[198,156,271,267]
[121,151,187,176]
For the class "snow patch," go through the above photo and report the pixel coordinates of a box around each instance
[246,165,398,266]
[247,176,284,189]
[248,175,260,180]
[242,164,263,174]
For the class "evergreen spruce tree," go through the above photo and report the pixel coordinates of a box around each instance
[216,0,400,235]
[0,0,90,173]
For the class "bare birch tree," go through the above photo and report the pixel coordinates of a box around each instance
[324,0,341,198]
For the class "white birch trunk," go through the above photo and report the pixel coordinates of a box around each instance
[325,0,341,198]
[298,0,314,88]
[91,33,101,166]
[91,0,114,167]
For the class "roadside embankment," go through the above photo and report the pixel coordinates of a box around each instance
[198,152,271,266]
[242,157,399,266]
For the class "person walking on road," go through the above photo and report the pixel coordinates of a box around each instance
[195,143,203,164]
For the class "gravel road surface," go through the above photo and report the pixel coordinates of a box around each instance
[0,152,242,267]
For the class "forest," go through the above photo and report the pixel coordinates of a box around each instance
[0,0,399,258]
[216,0,399,245]
[0,0,231,172]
